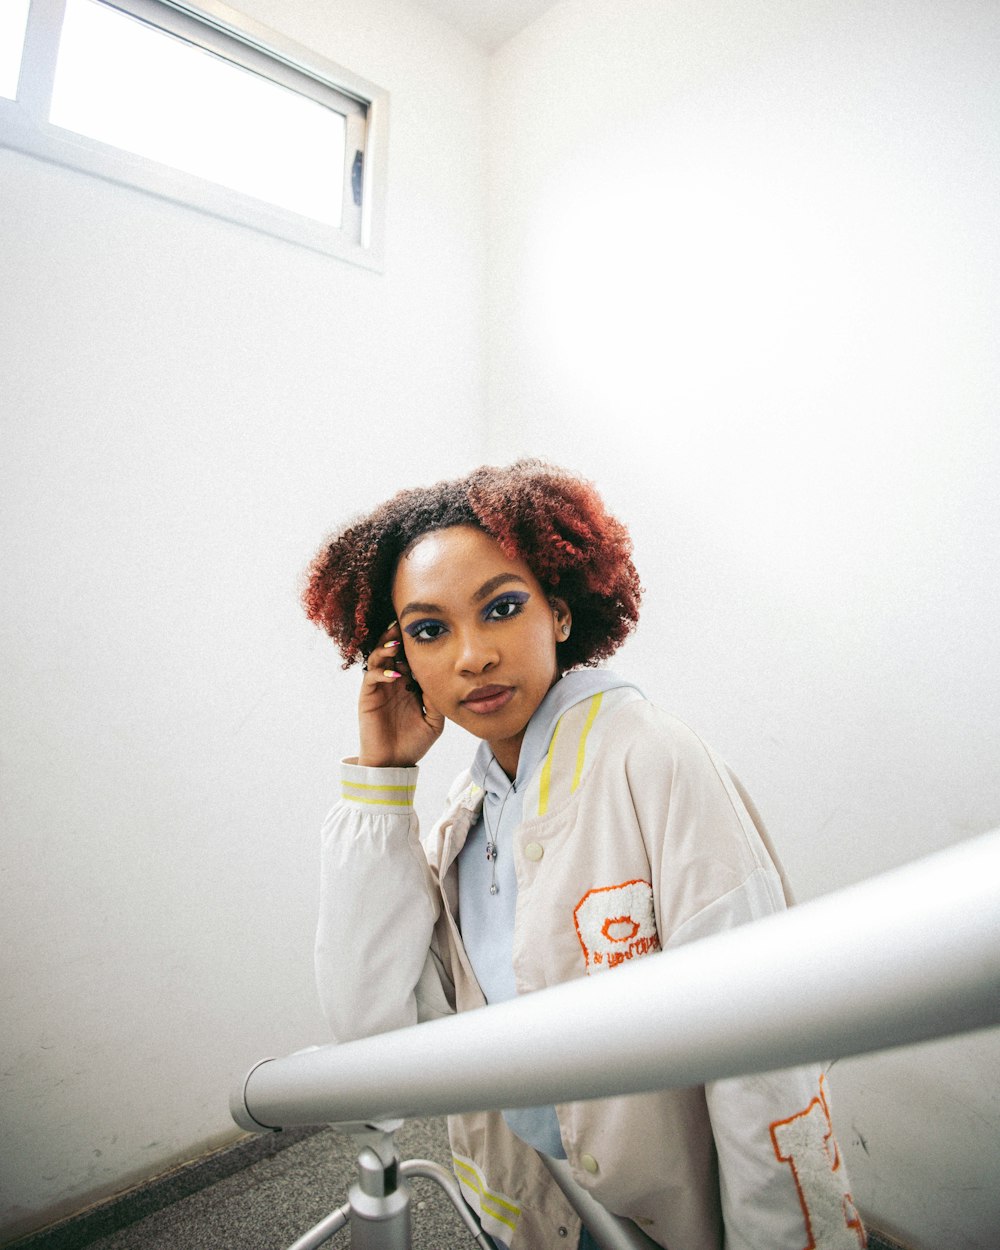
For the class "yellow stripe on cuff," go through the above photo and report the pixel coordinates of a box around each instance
[342,780,415,791]
[340,781,415,805]
[452,1156,520,1229]
[341,793,415,806]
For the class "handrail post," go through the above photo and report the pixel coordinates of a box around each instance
[347,1143,411,1250]
[283,1125,502,1250]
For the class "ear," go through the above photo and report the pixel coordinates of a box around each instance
[550,597,572,644]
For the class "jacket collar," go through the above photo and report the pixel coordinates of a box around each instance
[471,669,641,802]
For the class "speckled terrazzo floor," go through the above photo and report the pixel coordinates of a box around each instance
[9,1119,469,1250]
[8,1117,909,1250]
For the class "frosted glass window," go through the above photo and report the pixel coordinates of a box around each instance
[49,0,346,225]
[0,0,31,100]
[0,0,386,265]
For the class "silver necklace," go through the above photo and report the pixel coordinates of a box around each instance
[483,759,516,896]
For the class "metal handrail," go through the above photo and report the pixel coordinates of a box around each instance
[233,829,1000,1132]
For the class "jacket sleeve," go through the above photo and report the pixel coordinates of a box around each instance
[314,760,454,1043]
[632,713,865,1249]
[672,873,864,1249]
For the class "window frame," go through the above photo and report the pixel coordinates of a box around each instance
[0,0,388,268]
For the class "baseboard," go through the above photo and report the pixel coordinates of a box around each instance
[3,1126,326,1250]
[866,1229,913,1250]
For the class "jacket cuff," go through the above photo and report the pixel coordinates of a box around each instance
[339,760,418,811]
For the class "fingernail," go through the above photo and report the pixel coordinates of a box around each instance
[385,639,401,649]
[383,670,401,680]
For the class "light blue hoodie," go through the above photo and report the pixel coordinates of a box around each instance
[458,668,642,1157]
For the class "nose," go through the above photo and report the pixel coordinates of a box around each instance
[455,624,499,676]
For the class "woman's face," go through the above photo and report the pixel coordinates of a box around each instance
[391,525,571,777]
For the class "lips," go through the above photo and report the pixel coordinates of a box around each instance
[461,684,515,714]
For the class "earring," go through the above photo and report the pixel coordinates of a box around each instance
[561,624,571,638]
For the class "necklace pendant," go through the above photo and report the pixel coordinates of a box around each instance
[486,840,496,862]
[489,882,499,896]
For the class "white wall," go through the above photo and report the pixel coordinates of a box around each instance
[487,1,1000,1247]
[0,1,486,1240]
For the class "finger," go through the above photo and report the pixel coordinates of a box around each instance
[374,651,410,680]
[369,623,405,666]
[361,650,404,683]
[361,665,403,688]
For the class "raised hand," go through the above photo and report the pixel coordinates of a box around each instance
[356,621,445,768]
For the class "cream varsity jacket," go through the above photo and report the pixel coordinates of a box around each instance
[316,690,866,1250]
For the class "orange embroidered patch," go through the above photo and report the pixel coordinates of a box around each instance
[574,880,661,974]
[601,915,641,943]
[770,1075,866,1249]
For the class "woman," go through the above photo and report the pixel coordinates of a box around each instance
[304,460,865,1250]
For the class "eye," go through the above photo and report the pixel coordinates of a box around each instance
[484,592,529,622]
[404,619,447,643]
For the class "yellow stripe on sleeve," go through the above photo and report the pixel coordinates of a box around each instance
[571,692,603,793]
[537,716,562,816]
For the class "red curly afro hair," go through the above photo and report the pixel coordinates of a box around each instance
[302,460,642,671]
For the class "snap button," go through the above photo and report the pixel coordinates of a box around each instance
[580,1153,599,1174]
[524,841,544,861]
[557,1227,569,1238]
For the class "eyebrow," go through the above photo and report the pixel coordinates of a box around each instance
[397,574,529,622]
[473,573,529,603]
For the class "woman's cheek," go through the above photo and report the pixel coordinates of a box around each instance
[405,649,435,694]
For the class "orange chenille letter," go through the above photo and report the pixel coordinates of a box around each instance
[770,1078,866,1250]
